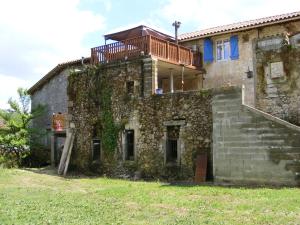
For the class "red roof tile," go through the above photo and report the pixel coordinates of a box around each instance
[179,11,300,41]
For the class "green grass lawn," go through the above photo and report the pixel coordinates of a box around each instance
[0,168,299,225]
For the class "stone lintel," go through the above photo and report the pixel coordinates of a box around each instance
[163,120,186,126]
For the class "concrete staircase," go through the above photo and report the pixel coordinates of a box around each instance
[212,86,300,186]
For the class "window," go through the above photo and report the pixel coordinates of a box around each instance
[166,126,179,163]
[125,130,134,160]
[92,124,101,161]
[126,81,134,95]
[92,139,101,161]
[216,39,230,61]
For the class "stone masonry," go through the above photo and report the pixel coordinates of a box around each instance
[68,57,212,180]
[255,44,300,126]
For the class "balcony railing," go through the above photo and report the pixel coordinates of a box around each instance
[91,35,202,68]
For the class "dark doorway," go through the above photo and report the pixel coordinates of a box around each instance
[125,130,134,160]
[92,139,101,161]
[54,133,66,166]
[166,126,179,163]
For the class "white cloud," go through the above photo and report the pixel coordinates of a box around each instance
[0,0,106,78]
[0,0,106,109]
[0,74,32,109]
[159,0,300,30]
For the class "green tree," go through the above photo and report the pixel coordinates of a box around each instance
[0,88,44,167]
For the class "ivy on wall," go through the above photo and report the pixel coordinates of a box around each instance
[70,65,120,154]
[99,74,119,154]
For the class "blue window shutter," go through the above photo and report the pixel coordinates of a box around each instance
[230,35,239,60]
[203,38,214,63]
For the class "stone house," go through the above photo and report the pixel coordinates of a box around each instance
[28,58,89,165]
[30,11,300,185]
[179,11,300,107]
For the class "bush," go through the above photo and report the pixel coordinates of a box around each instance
[0,145,29,168]
[22,145,51,168]
[0,88,45,168]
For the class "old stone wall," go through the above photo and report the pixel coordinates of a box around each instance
[68,57,212,180]
[181,21,300,107]
[135,92,212,179]
[212,86,300,186]
[255,46,300,126]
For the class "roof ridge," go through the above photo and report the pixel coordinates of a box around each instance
[28,57,91,94]
[179,10,300,40]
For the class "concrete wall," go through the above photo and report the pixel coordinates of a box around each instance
[181,21,300,107]
[212,86,300,186]
[31,69,69,148]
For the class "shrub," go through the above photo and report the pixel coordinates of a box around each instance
[0,88,45,168]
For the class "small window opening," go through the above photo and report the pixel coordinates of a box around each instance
[92,139,101,161]
[125,130,134,160]
[92,124,101,161]
[126,81,134,95]
[166,126,179,163]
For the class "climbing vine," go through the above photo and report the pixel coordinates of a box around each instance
[69,65,122,154]
[100,80,119,153]
[92,66,119,154]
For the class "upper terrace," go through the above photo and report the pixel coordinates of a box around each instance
[91,25,202,69]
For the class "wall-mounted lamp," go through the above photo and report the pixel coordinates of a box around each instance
[245,66,253,78]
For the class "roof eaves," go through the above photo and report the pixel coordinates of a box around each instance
[179,11,300,42]
[28,58,90,95]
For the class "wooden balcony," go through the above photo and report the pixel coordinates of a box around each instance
[91,35,202,68]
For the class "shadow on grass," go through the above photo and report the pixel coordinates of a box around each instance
[159,181,298,189]
[21,167,299,189]
[22,166,101,180]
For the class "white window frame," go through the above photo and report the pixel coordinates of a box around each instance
[216,39,230,62]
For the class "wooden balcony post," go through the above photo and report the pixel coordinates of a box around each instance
[181,66,184,92]
[125,40,128,59]
[170,68,174,93]
[166,42,169,60]
[148,36,152,55]
[177,45,180,63]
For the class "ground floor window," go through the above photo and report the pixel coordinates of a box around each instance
[166,126,180,163]
[125,130,134,160]
[92,139,101,161]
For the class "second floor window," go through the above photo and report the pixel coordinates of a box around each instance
[216,39,230,61]
[126,81,134,95]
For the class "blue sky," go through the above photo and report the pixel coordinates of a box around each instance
[1,0,300,109]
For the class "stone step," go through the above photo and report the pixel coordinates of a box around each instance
[232,120,272,127]
[213,105,242,112]
[217,133,299,142]
[223,146,300,152]
[220,140,286,148]
[215,128,266,136]
[214,111,241,117]
[213,94,241,101]
[241,127,288,133]
[217,98,241,104]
